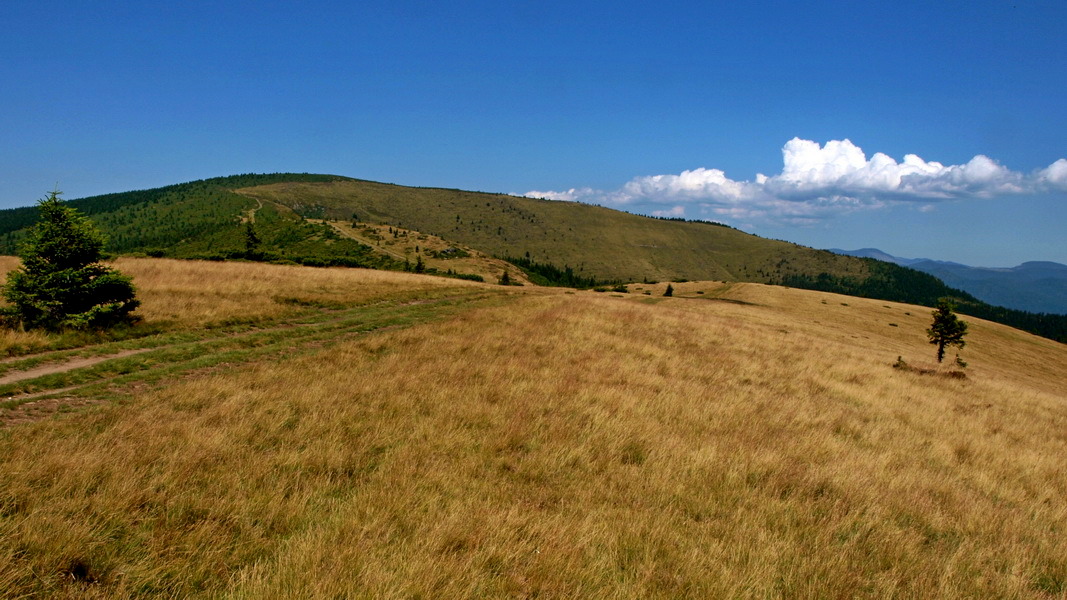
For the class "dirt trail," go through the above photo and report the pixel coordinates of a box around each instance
[1,291,482,389]
[316,220,411,262]
[241,196,264,224]
[1,291,493,426]
[0,348,156,386]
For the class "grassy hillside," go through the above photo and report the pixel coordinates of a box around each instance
[236,179,870,284]
[1,259,1066,597]
[3,173,1065,340]
[236,179,1067,340]
[0,174,404,271]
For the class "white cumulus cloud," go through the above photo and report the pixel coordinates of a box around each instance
[1038,158,1067,190]
[524,138,1066,225]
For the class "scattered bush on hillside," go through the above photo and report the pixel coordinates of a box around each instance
[892,355,967,379]
[430,247,469,259]
[664,284,674,297]
[444,270,484,282]
[1,190,139,331]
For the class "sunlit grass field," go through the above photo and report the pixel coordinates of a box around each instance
[0,257,482,357]
[1,258,1065,598]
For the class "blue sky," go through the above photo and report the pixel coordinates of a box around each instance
[2,0,1065,266]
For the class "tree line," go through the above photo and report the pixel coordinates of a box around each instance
[503,255,615,289]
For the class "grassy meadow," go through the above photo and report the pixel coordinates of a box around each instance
[0,256,484,358]
[1,258,1066,598]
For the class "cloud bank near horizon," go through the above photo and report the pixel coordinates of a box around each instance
[525,138,1067,225]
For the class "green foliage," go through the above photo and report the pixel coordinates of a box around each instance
[2,191,139,331]
[504,255,612,289]
[498,271,511,286]
[430,247,469,259]
[927,299,968,363]
[0,175,407,273]
[664,284,674,297]
[443,271,484,282]
[0,174,347,260]
[244,221,261,255]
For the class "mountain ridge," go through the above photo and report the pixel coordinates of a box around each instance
[830,248,1067,315]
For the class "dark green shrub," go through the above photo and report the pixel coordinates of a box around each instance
[2,191,139,331]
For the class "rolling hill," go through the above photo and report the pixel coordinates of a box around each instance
[233,178,870,285]
[0,174,868,285]
[1,173,1065,341]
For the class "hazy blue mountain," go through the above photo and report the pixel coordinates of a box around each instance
[830,249,1067,315]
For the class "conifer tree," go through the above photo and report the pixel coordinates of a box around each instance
[664,283,674,297]
[927,299,968,363]
[1,190,139,330]
[244,221,261,256]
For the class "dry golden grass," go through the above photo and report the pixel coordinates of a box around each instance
[1,266,1065,598]
[0,256,481,355]
[115,257,481,325]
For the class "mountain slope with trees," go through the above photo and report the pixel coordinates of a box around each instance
[234,179,869,285]
[1,174,1065,341]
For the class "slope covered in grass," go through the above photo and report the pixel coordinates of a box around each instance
[236,179,869,285]
[1,260,1065,598]
[0,174,403,270]
[3,173,1065,340]
[236,179,1067,340]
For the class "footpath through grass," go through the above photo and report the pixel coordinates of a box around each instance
[0,286,501,421]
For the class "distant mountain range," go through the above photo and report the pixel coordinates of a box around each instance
[830,249,1067,315]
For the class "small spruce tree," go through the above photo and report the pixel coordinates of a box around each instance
[927,298,968,363]
[498,271,511,286]
[244,221,261,257]
[664,283,674,297]
[1,190,139,331]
